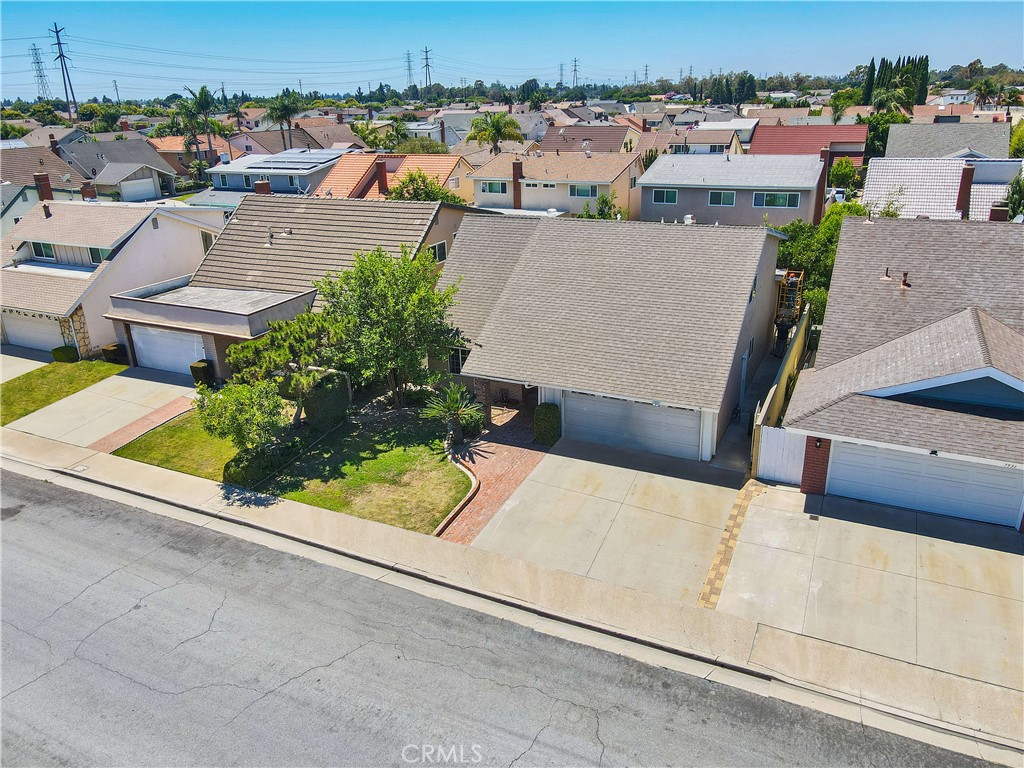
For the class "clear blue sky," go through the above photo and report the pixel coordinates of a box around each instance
[2,1,1022,100]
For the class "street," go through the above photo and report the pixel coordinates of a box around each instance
[1,471,988,767]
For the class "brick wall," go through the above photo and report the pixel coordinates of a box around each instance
[800,435,831,495]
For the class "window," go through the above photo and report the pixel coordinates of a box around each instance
[219,174,227,187]
[524,182,538,188]
[88,247,109,265]
[708,190,735,207]
[480,181,507,194]
[569,184,598,198]
[749,275,757,303]
[448,177,460,189]
[288,175,296,187]
[448,347,470,375]
[32,242,54,260]
[243,174,252,189]
[753,192,800,208]
[253,120,260,128]
[630,176,638,188]
[201,231,214,252]
[652,188,678,204]
[244,144,253,152]
[176,153,184,162]
[542,182,556,189]
[151,218,160,229]
[259,174,268,181]
[670,143,690,154]
[12,217,21,225]
[708,144,726,154]
[427,241,447,262]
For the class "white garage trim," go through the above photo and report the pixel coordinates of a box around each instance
[563,391,702,460]
[120,177,159,202]
[1,313,67,351]
[130,324,206,374]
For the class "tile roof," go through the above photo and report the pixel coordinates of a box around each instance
[860,157,966,219]
[820,106,875,118]
[311,154,464,199]
[638,153,822,189]
[884,123,1011,158]
[747,124,868,158]
[0,146,88,188]
[364,155,464,200]
[469,152,638,183]
[911,104,975,118]
[147,134,231,153]
[450,140,538,168]
[538,125,634,153]
[968,181,1011,221]
[438,216,777,411]
[311,154,376,198]
[60,140,176,178]
[634,128,737,154]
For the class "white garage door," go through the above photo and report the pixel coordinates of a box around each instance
[828,441,1024,527]
[120,177,159,201]
[131,325,205,374]
[563,391,701,460]
[2,313,65,351]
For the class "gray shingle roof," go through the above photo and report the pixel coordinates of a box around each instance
[538,125,633,153]
[638,154,822,190]
[885,123,1011,158]
[0,262,107,316]
[0,146,88,188]
[60,140,176,178]
[860,157,965,219]
[438,216,777,411]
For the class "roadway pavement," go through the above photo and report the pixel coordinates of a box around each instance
[1,471,992,767]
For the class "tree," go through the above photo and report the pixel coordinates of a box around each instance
[828,157,857,190]
[859,111,910,160]
[973,78,997,108]
[265,91,304,149]
[466,112,523,155]
[1010,121,1024,159]
[195,380,286,453]
[863,58,877,106]
[27,102,65,126]
[1005,171,1024,219]
[388,169,465,205]
[227,105,245,131]
[421,383,482,450]
[393,136,449,154]
[185,86,218,176]
[828,88,861,124]
[316,245,460,407]
[351,118,386,149]
[577,191,626,220]
[528,91,546,112]
[777,202,868,291]
[0,122,30,139]
[92,104,123,133]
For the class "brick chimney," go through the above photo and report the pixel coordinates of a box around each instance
[374,158,389,196]
[989,204,1009,222]
[80,181,97,200]
[439,119,446,145]
[955,163,975,219]
[511,159,523,209]
[119,119,130,131]
[507,104,512,114]
[48,133,59,154]
[812,146,830,224]
[335,112,344,124]
[33,172,54,201]
[293,122,300,129]
[367,107,373,121]
[253,180,272,195]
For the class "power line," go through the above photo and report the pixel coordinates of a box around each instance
[30,43,52,101]
[405,50,414,88]
[50,22,78,120]
[422,47,432,87]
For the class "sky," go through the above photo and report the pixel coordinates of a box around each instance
[2,1,1022,101]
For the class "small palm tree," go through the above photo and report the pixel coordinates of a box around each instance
[421,383,482,452]
[227,105,245,131]
[467,112,523,155]
[973,78,997,109]
[871,74,914,114]
[185,86,217,173]
[351,118,384,149]
[266,91,305,149]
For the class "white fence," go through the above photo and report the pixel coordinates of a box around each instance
[756,426,806,485]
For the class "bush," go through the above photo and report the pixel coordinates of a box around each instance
[223,446,282,487]
[190,360,215,387]
[194,380,286,452]
[303,372,351,431]
[803,287,829,325]
[533,403,561,446]
[51,345,79,363]
[101,343,127,364]
[460,409,484,439]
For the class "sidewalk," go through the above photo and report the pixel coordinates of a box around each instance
[2,426,1021,761]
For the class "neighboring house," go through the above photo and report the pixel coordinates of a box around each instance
[860,157,1023,221]
[884,123,1011,159]
[20,126,86,148]
[638,153,826,226]
[58,140,177,200]
[450,140,539,169]
[105,196,481,378]
[312,153,475,203]
[747,124,869,167]
[743,107,811,123]
[233,108,268,131]
[538,124,642,153]
[209,149,347,194]
[910,103,975,121]
[0,147,89,195]
[438,215,784,462]
[820,105,874,120]
[782,218,1023,529]
[542,108,580,127]
[146,134,235,175]
[693,118,759,148]
[470,152,643,218]
[635,128,743,156]
[667,105,742,127]
[85,130,149,143]
[226,126,326,156]
[181,188,252,211]
[296,123,366,151]
[1,185,35,235]
[930,89,975,105]
[0,200,225,356]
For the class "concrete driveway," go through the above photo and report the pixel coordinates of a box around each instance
[5,368,195,448]
[1,345,51,383]
[471,439,745,604]
[716,486,1024,690]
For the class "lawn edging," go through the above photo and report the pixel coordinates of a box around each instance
[432,456,480,537]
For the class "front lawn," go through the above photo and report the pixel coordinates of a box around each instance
[1,360,127,426]
[113,410,237,481]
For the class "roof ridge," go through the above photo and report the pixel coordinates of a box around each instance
[967,306,992,367]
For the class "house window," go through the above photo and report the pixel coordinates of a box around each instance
[427,241,447,262]
[219,174,227,187]
[480,181,507,194]
[32,242,55,260]
[542,182,556,189]
[749,275,757,303]
[288,175,296,187]
[670,144,690,154]
[753,192,800,208]
[708,145,726,154]
[253,120,260,128]
[13,217,21,225]
[708,190,735,206]
[652,188,678,204]
[243,175,252,189]
[569,184,598,198]
[244,144,253,152]
[448,347,470,375]
[524,182,538,188]
[630,176,638,188]
[201,231,214,252]
[176,153,184,162]
[88,247,109,265]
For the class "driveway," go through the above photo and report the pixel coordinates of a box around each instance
[1,345,51,383]
[716,486,1024,690]
[4,368,196,448]
[471,439,745,604]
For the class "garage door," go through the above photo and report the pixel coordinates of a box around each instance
[2,313,65,351]
[120,177,159,201]
[131,325,205,374]
[563,391,701,460]
[828,441,1024,527]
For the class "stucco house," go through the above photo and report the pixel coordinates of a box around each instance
[0,152,93,235]
[312,153,475,203]
[146,134,237,175]
[538,124,641,153]
[208,148,348,195]
[635,127,743,156]
[58,140,177,200]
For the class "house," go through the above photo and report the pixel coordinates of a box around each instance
[105,196,481,378]
[312,154,475,203]
[638,153,826,226]
[860,157,1022,221]
[181,188,252,211]
[19,126,86,148]
[146,134,236,175]
[58,140,178,200]
[470,152,643,218]
[230,108,268,131]
[747,124,869,167]
[929,89,975,106]
[884,123,1011,159]
[226,126,327,156]
[693,118,760,148]
[437,216,784,461]
[910,103,975,122]
[666,105,742,127]
[538,124,641,154]
[0,200,225,356]
[743,107,812,123]
[450,139,540,169]
[0,147,89,197]
[635,128,743,156]
[782,218,1023,529]
[296,123,366,151]
[209,148,348,194]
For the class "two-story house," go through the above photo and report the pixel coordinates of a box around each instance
[635,128,743,156]
[0,149,92,234]
[146,134,237,175]
[209,148,348,195]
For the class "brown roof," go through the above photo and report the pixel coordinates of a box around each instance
[296,123,365,150]
[20,126,79,146]
[312,154,465,199]
[748,124,868,160]
[450,140,539,168]
[745,107,811,121]
[0,146,88,189]
[244,127,325,153]
[821,105,875,118]
[147,134,232,154]
[469,152,639,183]
[912,104,975,118]
[538,125,635,153]
[634,128,737,154]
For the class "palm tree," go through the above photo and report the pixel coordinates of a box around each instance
[175,98,202,176]
[466,112,523,155]
[351,118,384,149]
[185,86,218,173]
[382,118,410,150]
[871,73,914,114]
[973,78,997,109]
[266,91,305,149]
[420,383,483,451]
[227,105,245,131]
[264,96,291,151]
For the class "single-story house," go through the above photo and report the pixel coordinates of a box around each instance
[58,140,177,200]
[209,148,348,195]
[782,218,1023,529]
[0,200,225,356]
[438,216,785,462]
[884,123,1012,159]
[638,153,827,226]
[146,134,237,175]
[747,124,869,167]
[225,126,327,157]
[538,124,642,154]
[635,127,743,156]
[312,154,475,203]
[693,118,760,148]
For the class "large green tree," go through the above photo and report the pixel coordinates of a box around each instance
[859,111,910,160]
[1006,171,1024,219]
[388,169,465,205]
[466,112,523,155]
[394,136,449,154]
[185,86,218,174]
[195,380,286,453]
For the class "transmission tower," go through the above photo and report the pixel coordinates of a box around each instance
[30,44,52,101]
[558,62,565,86]
[644,64,649,83]
[405,51,414,88]
[50,23,78,120]
[112,80,121,108]
[571,58,579,88]
[422,47,432,87]
[633,70,637,86]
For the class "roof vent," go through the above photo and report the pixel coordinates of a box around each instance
[584,150,591,158]
[880,267,893,282]
[42,203,51,218]
[266,227,274,246]
[900,272,911,289]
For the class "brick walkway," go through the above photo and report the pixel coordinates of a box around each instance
[697,479,766,609]
[87,396,194,453]
[440,407,548,545]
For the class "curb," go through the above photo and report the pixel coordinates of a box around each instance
[432,456,480,537]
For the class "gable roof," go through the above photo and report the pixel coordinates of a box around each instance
[469,152,638,183]
[884,123,1011,158]
[147,134,232,154]
[438,216,777,410]
[3,200,153,250]
[60,140,176,177]
[0,146,88,188]
[296,123,366,150]
[538,125,635,153]
[311,154,465,200]
[911,104,975,119]
[744,107,811,122]
[243,127,326,153]
[450,140,539,168]
[638,153,822,190]
[747,124,868,160]
[19,126,81,147]
[634,128,737,154]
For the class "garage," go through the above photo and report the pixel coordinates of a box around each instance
[120,177,159,202]
[1,313,66,351]
[563,391,701,460]
[130,325,205,374]
[827,441,1024,527]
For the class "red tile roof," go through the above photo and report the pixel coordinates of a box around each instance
[912,104,975,118]
[748,124,869,160]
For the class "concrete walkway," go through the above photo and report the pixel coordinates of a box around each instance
[0,345,51,383]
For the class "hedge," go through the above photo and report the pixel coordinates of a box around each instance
[303,372,350,431]
[51,345,79,363]
[533,403,561,446]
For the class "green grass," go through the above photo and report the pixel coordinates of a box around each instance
[1,360,127,426]
[171,192,197,201]
[113,410,237,481]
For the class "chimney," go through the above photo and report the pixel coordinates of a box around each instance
[374,158,389,196]
[336,112,344,124]
[119,119,130,131]
[253,179,272,195]
[33,172,54,201]
[955,163,975,219]
[80,181,97,201]
[42,203,52,219]
[900,272,911,289]
[989,204,1009,222]
[507,104,512,114]
[643,120,650,132]
[440,119,446,145]
[812,147,829,224]
[367,107,373,121]
[511,159,523,210]
[293,122,300,129]
[48,133,59,154]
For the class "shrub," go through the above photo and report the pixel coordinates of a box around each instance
[460,409,484,440]
[51,345,79,363]
[223,446,282,487]
[101,343,127,364]
[303,372,351,431]
[194,380,286,452]
[190,360,215,387]
[533,403,561,446]
[803,287,829,325]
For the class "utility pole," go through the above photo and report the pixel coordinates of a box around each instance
[679,68,683,83]
[298,79,303,96]
[220,81,227,108]
[50,22,78,120]
[30,44,52,101]
[633,70,637,86]
[558,62,564,87]
[422,47,432,87]
[644,64,649,83]
[112,79,121,108]
[571,58,579,89]
[405,51,414,88]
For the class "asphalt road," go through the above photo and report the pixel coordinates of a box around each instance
[1,470,989,767]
